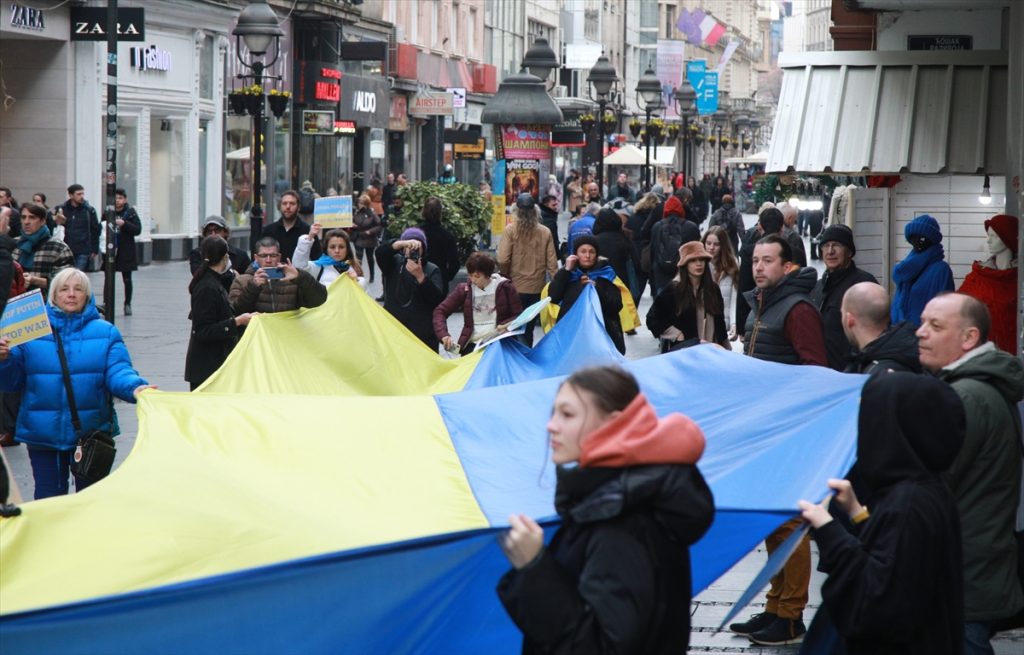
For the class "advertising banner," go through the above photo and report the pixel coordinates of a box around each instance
[656,40,686,119]
[500,125,551,160]
[313,196,353,229]
[504,160,541,206]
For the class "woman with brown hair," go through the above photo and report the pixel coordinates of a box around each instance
[351,193,382,283]
[497,365,713,653]
[646,241,729,350]
[703,225,740,339]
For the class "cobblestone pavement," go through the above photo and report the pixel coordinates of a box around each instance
[3,221,1022,652]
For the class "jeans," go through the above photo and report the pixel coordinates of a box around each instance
[27,447,93,500]
[122,271,133,304]
[74,253,91,271]
[963,621,994,655]
[516,293,541,347]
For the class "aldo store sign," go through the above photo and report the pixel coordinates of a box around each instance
[130,44,172,73]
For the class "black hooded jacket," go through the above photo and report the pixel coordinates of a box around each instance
[805,373,965,655]
[592,209,638,286]
[498,464,713,655]
[539,204,561,259]
[843,322,921,374]
[810,263,878,371]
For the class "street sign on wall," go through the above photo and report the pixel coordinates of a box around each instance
[446,87,466,108]
[697,71,718,115]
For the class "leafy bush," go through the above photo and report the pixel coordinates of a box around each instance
[390,182,489,262]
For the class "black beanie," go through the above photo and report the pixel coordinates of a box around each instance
[819,224,856,255]
[573,234,600,256]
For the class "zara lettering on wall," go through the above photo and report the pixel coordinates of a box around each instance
[130,44,172,73]
[10,3,44,31]
[353,90,376,114]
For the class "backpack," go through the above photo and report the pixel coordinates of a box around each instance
[653,215,687,275]
[298,189,315,214]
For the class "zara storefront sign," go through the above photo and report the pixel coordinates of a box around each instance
[10,3,45,31]
[130,44,172,73]
[69,7,144,41]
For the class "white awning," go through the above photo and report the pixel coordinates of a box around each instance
[725,150,769,166]
[766,50,1008,175]
[603,144,646,166]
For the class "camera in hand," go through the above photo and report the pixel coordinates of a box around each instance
[408,250,421,263]
[262,266,285,279]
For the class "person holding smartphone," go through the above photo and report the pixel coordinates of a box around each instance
[228,237,327,315]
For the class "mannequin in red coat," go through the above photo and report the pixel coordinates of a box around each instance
[958,214,1018,354]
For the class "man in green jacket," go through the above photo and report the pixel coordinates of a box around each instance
[917,292,1024,654]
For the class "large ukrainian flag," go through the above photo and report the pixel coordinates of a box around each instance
[0,281,867,654]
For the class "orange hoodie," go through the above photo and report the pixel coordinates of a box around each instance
[579,393,705,468]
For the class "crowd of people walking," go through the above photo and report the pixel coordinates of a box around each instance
[1,173,1022,654]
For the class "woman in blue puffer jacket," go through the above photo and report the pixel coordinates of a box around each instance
[0,268,154,499]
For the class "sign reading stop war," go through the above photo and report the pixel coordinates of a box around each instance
[1,289,52,347]
[314,196,353,229]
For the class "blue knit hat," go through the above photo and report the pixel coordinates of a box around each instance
[905,215,942,245]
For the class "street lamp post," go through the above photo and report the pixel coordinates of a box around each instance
[673,79,697,179]
[522,37,558,85]
[712,108,728,178]
[587,55,618,195]
[636,69,661,193]
[232,0,284,252]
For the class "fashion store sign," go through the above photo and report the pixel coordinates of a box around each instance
[129,44,171,72]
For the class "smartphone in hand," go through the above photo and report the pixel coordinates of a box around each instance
[262,266,285,279]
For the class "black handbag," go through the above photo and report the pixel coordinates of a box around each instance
[54,328,116,483]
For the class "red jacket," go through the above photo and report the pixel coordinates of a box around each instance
[432,278,522,348]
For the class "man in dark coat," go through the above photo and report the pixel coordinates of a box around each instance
[261,191,320,263]
[840,282,921,374]
[417,197,460,293]
[59,183,101,271]
[113,189,142,316]
[592,207,638,288]
[736,207,785,341]
[780,203,808,267]
[798,372,966,655]
[810,225,879,370]
[918,293,1024,652]
[708,194,745,254]
[189,216,252,276]
[539,195,561,261]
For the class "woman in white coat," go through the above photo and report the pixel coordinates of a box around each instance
[293,224,367,290]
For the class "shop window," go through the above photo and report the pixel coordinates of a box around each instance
[149,118,186,234]
[224,115,253,228]
[116,118,139,214]
[199,35,214,100]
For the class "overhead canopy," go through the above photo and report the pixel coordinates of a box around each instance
[603,143,675,167]
[725,150,768,166]
[767,50,1008,175]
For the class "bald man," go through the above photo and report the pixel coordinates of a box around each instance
[840,282,921,374]
[779,203,807,267]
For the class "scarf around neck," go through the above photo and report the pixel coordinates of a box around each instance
[313,254,351,272]
[892,243,944,285]
[16,225,51,269]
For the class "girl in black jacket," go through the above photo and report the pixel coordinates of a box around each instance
[497,366,714,654]
[646,241,729,350]
[184,237,257,390]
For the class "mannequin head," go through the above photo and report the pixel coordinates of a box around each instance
[986,227,1008,257]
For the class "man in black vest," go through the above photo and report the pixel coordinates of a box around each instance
[731,234,826,647]
[810,224,879,370]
